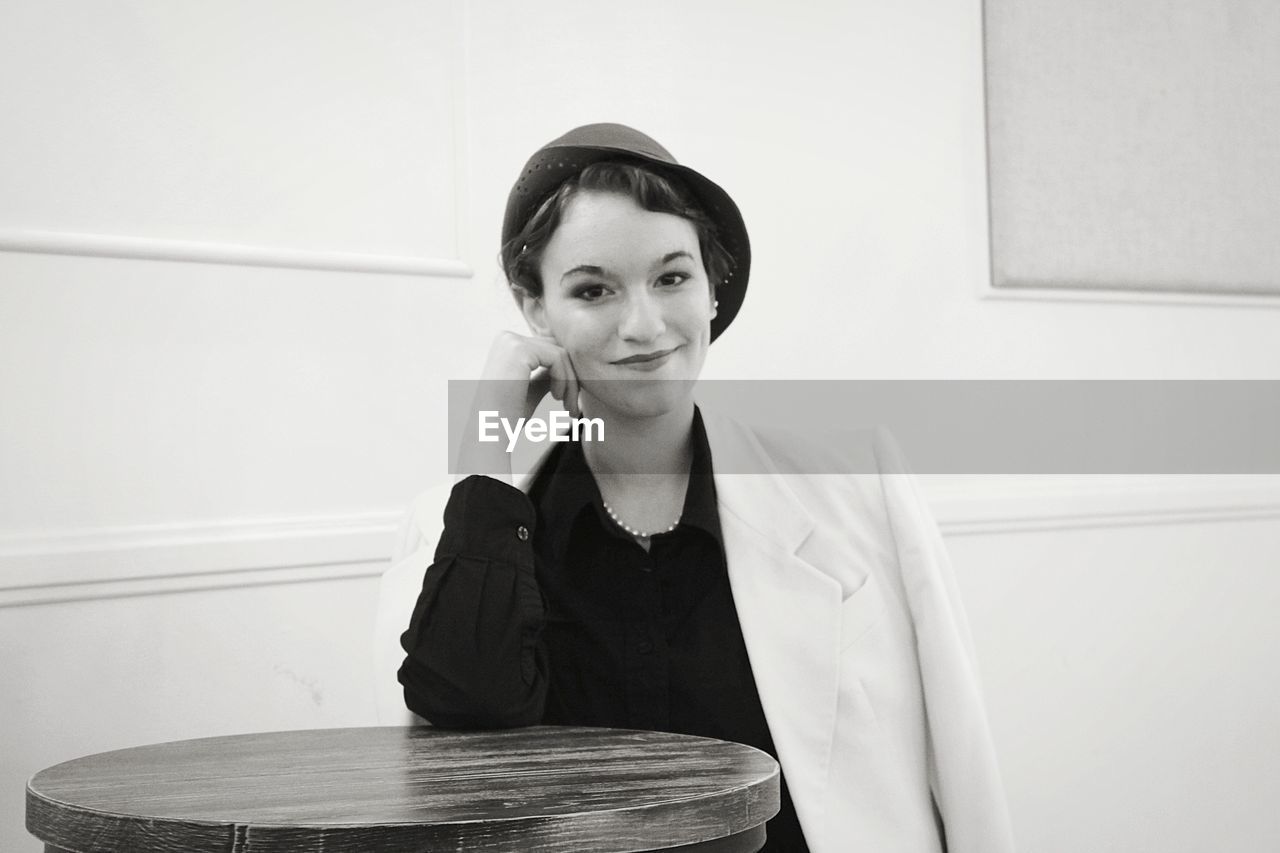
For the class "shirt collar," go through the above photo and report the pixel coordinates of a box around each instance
[533,406,723,563]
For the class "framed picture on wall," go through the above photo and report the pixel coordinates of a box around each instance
[982,0,1280,299]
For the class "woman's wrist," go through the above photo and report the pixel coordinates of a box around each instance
[453,413,516,483]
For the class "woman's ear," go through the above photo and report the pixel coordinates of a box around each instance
[512,284,554,339]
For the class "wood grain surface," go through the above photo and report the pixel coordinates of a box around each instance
[27,725,780,853]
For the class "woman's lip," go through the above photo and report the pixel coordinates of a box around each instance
[612,347,679,365]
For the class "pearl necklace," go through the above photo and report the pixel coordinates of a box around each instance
[602,499,681,539]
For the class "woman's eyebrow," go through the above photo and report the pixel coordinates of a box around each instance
[653,250,694,268]
[560,264,607,282]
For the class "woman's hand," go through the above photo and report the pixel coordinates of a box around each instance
[454,332,581,482]
[479,331,581,423]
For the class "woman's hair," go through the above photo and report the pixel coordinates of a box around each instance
[500,161,734,298]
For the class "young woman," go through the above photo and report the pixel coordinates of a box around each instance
[395,123,1015,853]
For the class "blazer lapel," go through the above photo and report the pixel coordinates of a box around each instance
[702,411,844,847]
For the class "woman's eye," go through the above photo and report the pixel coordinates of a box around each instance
[574,284,609,301]
[657,272,690,287]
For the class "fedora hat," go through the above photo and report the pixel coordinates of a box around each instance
[502,122,750,342]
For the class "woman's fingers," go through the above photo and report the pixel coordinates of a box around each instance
[562,352,582,419]
[516,336,582,419]
[541,347,579,419]
[525,365,552,416]
[525,338,563,407]
[548,360,568,407]
[481,332,581,421]
[462,332,581,480]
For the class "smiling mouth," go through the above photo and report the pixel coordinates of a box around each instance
[612,347,679,365]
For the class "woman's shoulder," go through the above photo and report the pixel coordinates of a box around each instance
[700,408,908,478]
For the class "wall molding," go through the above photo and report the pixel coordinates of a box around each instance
[0,229,473,278]
[977,277,1280,311]
[3,477,1279,606]
[0,510,403,608]
[926,475,1280,536]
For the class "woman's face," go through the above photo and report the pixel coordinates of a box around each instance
[523,189,716,419]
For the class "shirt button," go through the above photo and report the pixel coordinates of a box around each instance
[636,641,654,655]
[516,525,529,541]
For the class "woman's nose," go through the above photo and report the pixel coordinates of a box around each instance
[618,288,665,342]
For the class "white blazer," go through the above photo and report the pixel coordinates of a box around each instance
[375,409,1016,853]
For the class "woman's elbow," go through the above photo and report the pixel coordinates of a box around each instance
[398,657,544,729]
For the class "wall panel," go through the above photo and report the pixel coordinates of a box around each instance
[985,0,1280,298]
[0,0,467,264]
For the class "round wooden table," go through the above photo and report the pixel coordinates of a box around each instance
[26,725,780,853]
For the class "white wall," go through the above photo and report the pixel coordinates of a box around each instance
[2,1,1278,851]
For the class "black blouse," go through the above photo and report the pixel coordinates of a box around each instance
[399,409,809,852]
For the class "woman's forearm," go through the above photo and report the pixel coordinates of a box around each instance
[398,476,548,728]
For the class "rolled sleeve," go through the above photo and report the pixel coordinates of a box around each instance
[398,476,548,728]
